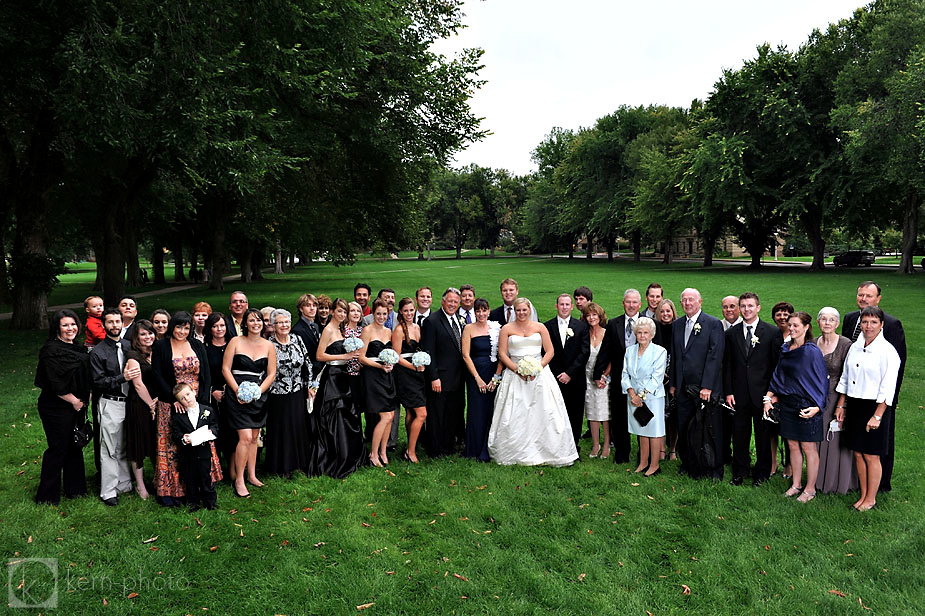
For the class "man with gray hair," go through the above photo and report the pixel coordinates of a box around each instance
[669,288,725,479]
[421,287,465,457]
[604,288,642,463]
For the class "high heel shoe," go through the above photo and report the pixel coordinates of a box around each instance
[634,466,649,474]
[644,467,662,477]
[369,455,383,468]
[784,486,802,497]
[233,485,251,499]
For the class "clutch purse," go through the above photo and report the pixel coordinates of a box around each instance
[73,406,93,448]
[763,403,781,424]
[633,402,654,427]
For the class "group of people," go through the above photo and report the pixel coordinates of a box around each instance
[33,277,905,514]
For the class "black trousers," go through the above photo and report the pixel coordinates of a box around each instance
[179,455,217,509]
[36,402,88,504]
[609,388,631,463]
[558,380,586,447]
[730,401,772,480]
[676,390,724,479]
[424,387,464,457]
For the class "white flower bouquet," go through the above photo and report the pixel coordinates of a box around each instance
[411,351,431,367]
[516,357,543,378]
[236,381,262,404]
[377,348,400,365]
[343,337,364,352]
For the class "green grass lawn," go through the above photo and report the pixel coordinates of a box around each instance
[3,257,922,614]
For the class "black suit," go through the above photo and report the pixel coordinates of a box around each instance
[604,314,640,462]
[670,311,725,478]
[842,309,906,491]
[292,316,323,379]
[723,320,783,481]
[544,316,590,446]
[421,309,465,457]
[489,305,513,324]
[171,403,219,509]
[223,315,241,339]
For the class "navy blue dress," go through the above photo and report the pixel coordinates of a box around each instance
[464,335,497,461]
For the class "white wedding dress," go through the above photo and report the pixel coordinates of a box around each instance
[488,333,579,467]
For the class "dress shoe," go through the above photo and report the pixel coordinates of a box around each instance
[101,496,118,507]
[644,468,662,477]
[730,476,744,486]
[752,477,768,487]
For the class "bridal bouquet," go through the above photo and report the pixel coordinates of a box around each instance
[343,337,364,352]
[236,381,262,404]
[411,351,431,367]
[516,357,542,378]
[377,348,400,366]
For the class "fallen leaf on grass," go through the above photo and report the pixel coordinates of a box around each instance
[690,556,699,561]
[828,589,847,597]
[142,536,158,544]
[314,542,326,548]
[764,545,770,551]
[681,584,691,595]
[858,597,871,610]
[385,469,396,477]
[631,482,640,487]
[361,523,371,528]
[16,470,24,476]
[453,573,469,582]
[356,602,375,610]
[127,592,139,599]
[209,546,218,552]
[228,509,238,515]
[618,562,624,567]
[647,495,655,500]
[303,507,313,512]
[149,547,158,552]
[386,571,395,575]
[577,573,586,582]
[102,598,108,606]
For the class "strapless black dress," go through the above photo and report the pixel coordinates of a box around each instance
[224,354,269,430]
[394,338,427,409]
[362,340,398,414]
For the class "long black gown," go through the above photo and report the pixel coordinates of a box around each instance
[464,334,497,461]
[310,340,366,478]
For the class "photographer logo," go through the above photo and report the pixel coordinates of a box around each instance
[8,558,58,609]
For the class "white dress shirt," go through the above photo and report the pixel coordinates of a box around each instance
[557,316,570,346]
[836,330,901,405]
[722,316,742,331]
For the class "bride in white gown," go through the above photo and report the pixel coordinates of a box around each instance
[488,298,579,467]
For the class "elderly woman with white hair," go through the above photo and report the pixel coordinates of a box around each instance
[621,317,668,477]
[814,306,857,494]
[264,308,314,478]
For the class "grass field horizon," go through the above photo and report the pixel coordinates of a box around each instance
[3,257,921,614]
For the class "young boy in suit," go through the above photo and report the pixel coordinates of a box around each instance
[171,382,218,511]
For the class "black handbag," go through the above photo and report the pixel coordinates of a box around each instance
[73,406,93,448]
[633,402,654,427]
[763,403,781,424]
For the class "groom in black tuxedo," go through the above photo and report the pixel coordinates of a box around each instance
[722,292,782,486]
[544,294,590,448]
[421,287,465,458]
[841,280,906,492]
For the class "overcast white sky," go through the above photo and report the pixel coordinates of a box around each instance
[432,0,865,175]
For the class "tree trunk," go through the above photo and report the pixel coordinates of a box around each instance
[152,244,166,284]
[10,197,51,330]
[250,248,264,281]
[702,234,716,267]
[898,193,919,274]
[189,237,199,278]
[207,217,227,291]
[172,235,185,282]
[125,219,141,286]
[748,248,762,269]
[663,232,674,264]
[240,242,252,283]
[490,246,496,257]
[632,230,641,262]
[606,236,615,262]
[91,235,104,292]
[0,229,9,304]
[585,236,593,260]
[274,238,284,274]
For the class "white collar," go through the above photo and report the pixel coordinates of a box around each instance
[687,310,702,323]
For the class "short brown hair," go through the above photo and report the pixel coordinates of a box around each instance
[582,302,606,323]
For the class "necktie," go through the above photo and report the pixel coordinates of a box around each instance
[452,315,462,345]
[116,342,129,395]
[626,318,634,343]
[416,315,424,326]
[746,325,753,355]
[464,310,472,324]
[851,319,861,342]
[506,306,512,323]
[684,318,694,346]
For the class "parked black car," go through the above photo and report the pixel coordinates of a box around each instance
[832,250,875,267]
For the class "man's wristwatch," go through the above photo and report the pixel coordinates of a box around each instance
[874,415,882,421]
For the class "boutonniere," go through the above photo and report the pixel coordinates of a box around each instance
[750,335,760,347]
[201,409,210,418]
[565,327,574,339]
[693,323,702,335]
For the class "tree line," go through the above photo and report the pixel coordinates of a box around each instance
[428,0,924,273]
[1,0,485,329]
